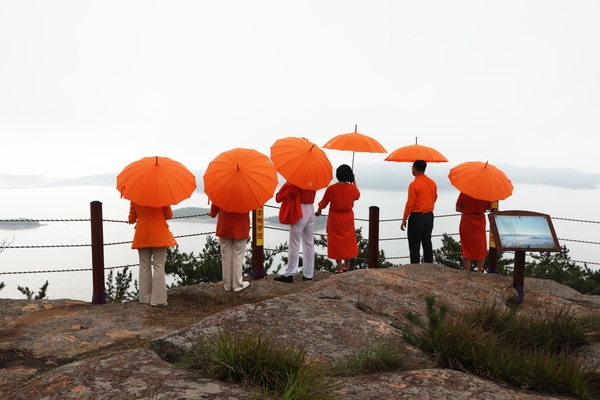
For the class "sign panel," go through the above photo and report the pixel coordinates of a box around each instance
[488,210,560,252]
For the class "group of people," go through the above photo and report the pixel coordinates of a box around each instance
[126,160,492,306]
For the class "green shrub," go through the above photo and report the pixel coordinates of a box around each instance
[178,330,337,400]
[405,296,600,399]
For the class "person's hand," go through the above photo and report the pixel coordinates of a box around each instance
[400,219,407,231]
[315,208,322,217]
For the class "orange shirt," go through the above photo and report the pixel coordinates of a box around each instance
[402,175,438,220]
[209,204,250,239]
[276,182,316,204]
[128,202,177,249]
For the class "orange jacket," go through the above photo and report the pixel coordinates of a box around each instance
[209,204,250,239]
[128,202,177,249]
[402,175,438,220]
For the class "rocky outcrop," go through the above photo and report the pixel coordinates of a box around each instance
[1,264,597,399]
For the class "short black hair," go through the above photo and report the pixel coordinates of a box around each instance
[413,160,427,172]
[336,164,354,183]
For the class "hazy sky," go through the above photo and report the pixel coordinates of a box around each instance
[2,0,599,179]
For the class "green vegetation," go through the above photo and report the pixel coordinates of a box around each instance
[105,266,138,303]
[404,296,600,399]
[177,330,338,400]
[17,280,49,299]
[328,339,408,376]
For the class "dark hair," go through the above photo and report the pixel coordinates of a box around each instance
[413,160,427,172]
[336,164,354,183]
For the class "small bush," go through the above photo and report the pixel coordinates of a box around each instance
[329,339,408,376]
[405,296,600,399]
[178,330,337,400]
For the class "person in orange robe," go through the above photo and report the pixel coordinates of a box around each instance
[315,164,360,274]
[209,204,251,292]
[128,202,177,306]
[456,193,492,272]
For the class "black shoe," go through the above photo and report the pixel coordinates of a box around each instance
[302,277,313,281]
[274,275,293,283]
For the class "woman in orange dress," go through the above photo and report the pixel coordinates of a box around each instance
[456,193,492,272]
[315,164,360,274]
[128,202,177,306]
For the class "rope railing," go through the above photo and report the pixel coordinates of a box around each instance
[1,209,599,277]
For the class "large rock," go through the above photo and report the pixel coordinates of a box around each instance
[1,265,598,399]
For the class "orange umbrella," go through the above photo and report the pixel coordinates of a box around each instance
[323,125,387,168]
[270,137,332,190]
[203,148,278,213]
[384,138,448,163]
[116,156,197,207]
[448,161,513,201]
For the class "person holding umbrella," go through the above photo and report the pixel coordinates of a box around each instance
[401,160,438,264]
[315,164,360,274]
[273,181,316,283]
[128,202,177,306]
[208,204,251,292]
[455,193,493,272]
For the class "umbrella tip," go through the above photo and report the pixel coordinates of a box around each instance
[485,161,489,167]
[415,137,418,144]
[354,124,357,132]
[155,156,158,165]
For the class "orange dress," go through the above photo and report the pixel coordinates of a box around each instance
[456,193,492,260]
[128,202,177,249]
[318,182,360,259]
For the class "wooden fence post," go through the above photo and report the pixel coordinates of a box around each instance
[368,206,380,268]
[90,201,107,304]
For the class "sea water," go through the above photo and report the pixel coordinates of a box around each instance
[0,183,598,301]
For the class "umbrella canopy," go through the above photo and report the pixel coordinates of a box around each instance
[203,148,278,213]
[448,161,513,201]
[270,137,332,191]
[384,138,448,163]
[323,125,387,153]
[116,156,197,207]
[323,125,387,168]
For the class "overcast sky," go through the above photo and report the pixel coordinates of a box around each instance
[1,0,599,179]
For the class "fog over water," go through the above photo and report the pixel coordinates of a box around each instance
[1,170,599,301]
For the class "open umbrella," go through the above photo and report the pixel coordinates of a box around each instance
[448,161,513,201]
[323,125,387,168]
[384,137,448,163]
[116,156,197,207]
[270,137,332,190]
[203,148,278,213]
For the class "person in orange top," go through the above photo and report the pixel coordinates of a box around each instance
[315,164,360,274]
[456,192,492,272]
[274,181,317,283]
[209,204,250,292]
[128,202,177,306]
[401,160,438,264]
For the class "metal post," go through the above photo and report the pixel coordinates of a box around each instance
[251,208,265,279]
[488,201,499,274]
[368,206,380,268]
[513,250,526,304]
[90,201,107,304]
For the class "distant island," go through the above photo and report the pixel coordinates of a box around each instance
[172,207,327,230]
[0,218,43,230]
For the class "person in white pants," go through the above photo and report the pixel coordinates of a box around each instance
[128,202,177,306]
[209,204,251,292]
[274,182,316,283]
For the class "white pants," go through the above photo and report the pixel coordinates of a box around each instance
[284,203,315,278]
[220,238,246,291]
[138,247,168,305]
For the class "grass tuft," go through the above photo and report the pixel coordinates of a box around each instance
[405,297,600,399]
[178,330,337,400]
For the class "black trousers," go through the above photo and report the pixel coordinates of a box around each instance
[407,212,434,264]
